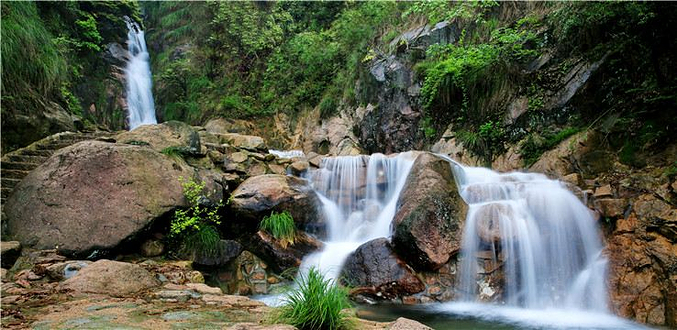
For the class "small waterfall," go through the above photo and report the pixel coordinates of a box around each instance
[124,17,157,130]
[300,153,416,280]
[451,164,608,311]
[268,149,305,159]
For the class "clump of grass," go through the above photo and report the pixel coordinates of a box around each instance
[260,210,296,248]
[181,225,222,259]
[276,267,352,330]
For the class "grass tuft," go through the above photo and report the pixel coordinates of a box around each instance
[260,211,296,248]
[276,267,353,330]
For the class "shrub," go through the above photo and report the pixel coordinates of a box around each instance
[170,178,223,257]
[276,267,352,330]
[260,210,296,248]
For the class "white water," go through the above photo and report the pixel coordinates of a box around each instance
[124,17,157,130]
[268,149,305,159]
[300,153,416,280]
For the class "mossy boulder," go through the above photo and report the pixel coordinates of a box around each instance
[392,152,467,271]
[4,141,188,257]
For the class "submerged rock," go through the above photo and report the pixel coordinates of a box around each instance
[392,153,467,270]
[62,259,160,296]
[4,141,188,257]
[341,238,424,299]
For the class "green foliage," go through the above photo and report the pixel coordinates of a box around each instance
[420,116,437,139]
[403,0,498,24]
[519,127,581,167]
[182,226,223,259]
[171,177,222,239]
[260,211,296,249]
[276,267,352,330]
[60,84,82,116]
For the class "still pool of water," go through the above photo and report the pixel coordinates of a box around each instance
[357,302,650,330]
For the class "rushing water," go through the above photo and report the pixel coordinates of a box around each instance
[124,17,157,130]
[300,153,416,280]
[268,149,305,159]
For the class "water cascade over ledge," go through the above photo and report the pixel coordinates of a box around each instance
[300,153,416,280]
[124,17,157,130]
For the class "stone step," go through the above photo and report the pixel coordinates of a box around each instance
[1,178,22,189]
[19,149,53,157]
[1,169,30,180]
[2,154,48,164]
[1,187,12,199]
[1,162,37,171]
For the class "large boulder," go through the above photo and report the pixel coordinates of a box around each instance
[392,153,467,271]
[244,231,322,273]
[341,238,424,300]
[62,260,159,296]
[229,175,321,230]
[116,121,201,154]
[5,141,188,257]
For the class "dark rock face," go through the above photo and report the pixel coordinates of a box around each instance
[4,141,188,257]
[0,241,22,269]
[186,240,242,267]
[392,153,467,271]
[244,231,322,273]
[229,174,322,230]
[341,238,424,300]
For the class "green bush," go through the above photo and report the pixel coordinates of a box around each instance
[170,178,223,257]
[277,267,352,330]
[260,211,296,248]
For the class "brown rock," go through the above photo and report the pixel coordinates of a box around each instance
[389,317,432,330]
[289,160,309,176]
[230,175,322,229]
[5,141,188,257]
[186,282,222,295]
[392,153,467,270]
[245,231,322,273]
[140,239,165,257]
[44,260,92,281]
[594,185,613,198]
[596,198,627,218]
[342,238,424,300]
[116,121,200,154]
[562,173,583,187]
[62,260,159,296]
[218,133,266,151]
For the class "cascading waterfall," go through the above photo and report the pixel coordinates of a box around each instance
[433,161,639,329]
[124,17,157,130]
[268,149,305,159]
[300,153,416,280]
[451,164,608,311]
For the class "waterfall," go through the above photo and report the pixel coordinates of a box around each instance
[268,149,305,159]
[124,17,157,130]
[451,165,608,311]
[300,153,416,280]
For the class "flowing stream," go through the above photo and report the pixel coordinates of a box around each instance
[124,17,157,130]
[300,152,416,280]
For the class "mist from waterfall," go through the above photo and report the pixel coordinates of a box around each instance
[300,153,416,280]
[124,17,157,130]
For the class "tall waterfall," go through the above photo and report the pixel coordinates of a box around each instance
[124,18,157,130]
[300,153,416,280]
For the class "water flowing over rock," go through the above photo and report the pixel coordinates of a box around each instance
[299,152,415,280]
[392,153,467,271]
[124,17,157,130]
[452,165,608,312]
[4,141,188,257]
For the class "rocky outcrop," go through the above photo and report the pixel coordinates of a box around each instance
[392,153,467,271]
[62,259,160,296]
[244,231,322,273]
[229,175,321,230]
[116,120,201,154]
[4,141,188,257]
[184,240,243,267]
[341,238,424,300]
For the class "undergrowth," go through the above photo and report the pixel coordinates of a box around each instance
[260,210,296,248]
[276,267,353,330]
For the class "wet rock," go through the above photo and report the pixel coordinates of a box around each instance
[341,238,424,299]
[392,153,467,270]
[288,160,309,176]
[44,261,92,281]
[116,121,201,154]
[245,231,322,273]
[230,175,321,230]
[1,241,21,268]
[218,251,269,295]
[141,239,165,257]
[62,260,160,297]
[595,198,627,218]
[5,141,187,257]
[594,184,613,198]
